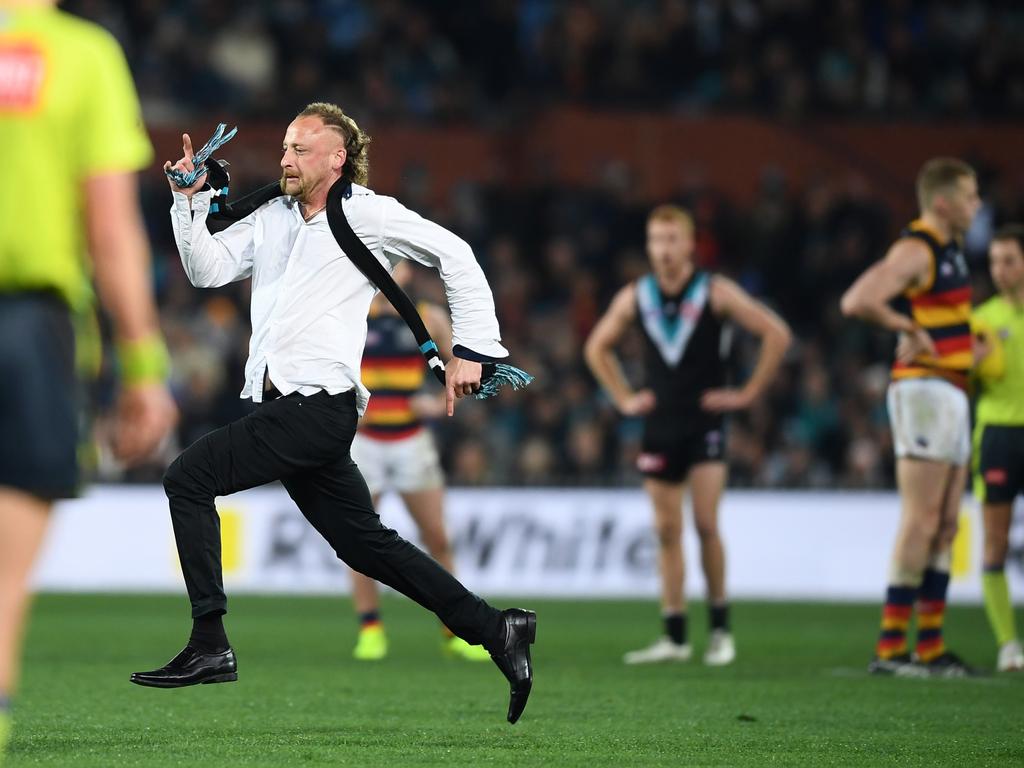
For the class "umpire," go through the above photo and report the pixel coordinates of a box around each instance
[129,103,536,724]
[1,1,178,760]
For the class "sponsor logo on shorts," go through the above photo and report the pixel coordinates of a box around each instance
[705,430,722,457]
[637,452,667,472]
[985,468,1008,485]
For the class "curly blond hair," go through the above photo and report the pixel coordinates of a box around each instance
[297,102,371,186]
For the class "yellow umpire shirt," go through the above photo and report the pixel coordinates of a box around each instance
[0,5,152,312]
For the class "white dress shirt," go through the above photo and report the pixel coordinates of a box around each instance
[170,183,508,412]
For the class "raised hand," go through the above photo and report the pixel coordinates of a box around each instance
[163,133,207,197]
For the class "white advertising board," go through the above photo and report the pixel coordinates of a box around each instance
[32,486,1024,602]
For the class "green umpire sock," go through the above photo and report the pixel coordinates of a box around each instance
[983,566,1018,646]
[0,693,11,763]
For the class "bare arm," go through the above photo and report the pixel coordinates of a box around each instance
[840,239,931,333]
[703,276,792,412]
[584,284,654,415]
[840,238,937,363]
[83,171,177,463]
[85,172,162,344]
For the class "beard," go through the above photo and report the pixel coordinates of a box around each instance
[280,173,304,200]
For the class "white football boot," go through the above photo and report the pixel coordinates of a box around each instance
[703,629,736,666]
[623,637,692,665]
[997,639,1024,672]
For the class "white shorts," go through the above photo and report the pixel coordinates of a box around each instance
[886,378,970,465]
[351,429,444,496]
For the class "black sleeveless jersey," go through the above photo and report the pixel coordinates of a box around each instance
[635,270,728,438]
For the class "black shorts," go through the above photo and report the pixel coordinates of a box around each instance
[0,292,78,499]
[978,424,1024,504]
[638,423,726,483]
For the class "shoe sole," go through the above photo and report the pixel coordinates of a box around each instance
[201,672,239,684]
[624,654,692,664]
[130,671,238,688]
[704,655,736,666]
[867,665,929,678]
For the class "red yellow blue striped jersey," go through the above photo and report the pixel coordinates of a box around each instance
[890,220,972,388]
[360,305,427,440]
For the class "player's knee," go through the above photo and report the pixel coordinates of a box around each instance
[907,510,942,541]
[935,518,959,548]
[984,532,1009,566]
[654,522,682,547]
[694,519,719,543]
[421,528,450,559]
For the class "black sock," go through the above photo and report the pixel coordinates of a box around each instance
[359,610,381,627]
[664,613,687,645]
[484,611,507,653]
[189,613,229,653]
[710,603,729,632]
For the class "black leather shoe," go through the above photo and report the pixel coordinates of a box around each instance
[130,645,237,688]
[489,608,536,724]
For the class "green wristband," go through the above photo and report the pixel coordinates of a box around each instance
[117,335,170,384]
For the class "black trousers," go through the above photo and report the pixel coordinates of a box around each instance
[162,388,503,647]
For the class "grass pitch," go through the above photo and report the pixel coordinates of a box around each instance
[7,595,1023,767]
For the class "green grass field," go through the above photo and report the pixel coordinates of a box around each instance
[6,595,1023,767]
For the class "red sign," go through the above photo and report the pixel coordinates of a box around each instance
[0,42,45,110]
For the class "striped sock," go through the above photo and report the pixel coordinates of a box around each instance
[982,566,1018,647]
[876,585,915,659]
[915,567,950,662]
[359,611,381,629]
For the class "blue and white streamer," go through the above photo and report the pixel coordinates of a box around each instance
[165,123,238,188]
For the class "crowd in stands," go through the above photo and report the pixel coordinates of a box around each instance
[66,0,1024,122]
